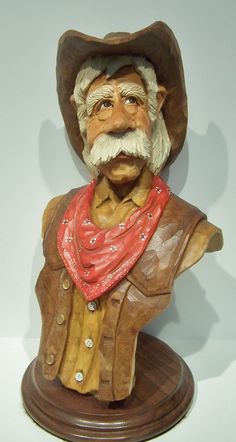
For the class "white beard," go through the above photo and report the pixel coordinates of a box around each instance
[83,129,152,178]
[82,113,171,178]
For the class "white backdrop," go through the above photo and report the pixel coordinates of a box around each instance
[0,0,235,358]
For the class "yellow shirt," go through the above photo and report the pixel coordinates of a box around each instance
[91,167,153,228]
[57,168,153,394]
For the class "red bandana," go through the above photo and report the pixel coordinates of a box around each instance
[57,176,170,301]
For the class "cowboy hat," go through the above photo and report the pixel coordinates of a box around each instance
[56,21,187,166]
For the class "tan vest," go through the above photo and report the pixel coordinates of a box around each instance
[36,189,205,401]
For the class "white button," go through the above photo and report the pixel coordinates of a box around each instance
[85,338,94,348]
[87,301,97,312]
[75,371,84,382]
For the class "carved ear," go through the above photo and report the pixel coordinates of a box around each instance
[70,94,77,112]
[156,85,168,113]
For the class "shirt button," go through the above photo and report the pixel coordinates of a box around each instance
[46,354,55,365]
[56,313,65,325]
[84,338,94,348]
[75,371,84,382]
[87,301,97,312]
[62,278,71,290]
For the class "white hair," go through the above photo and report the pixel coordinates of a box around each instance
[73,55,171,176]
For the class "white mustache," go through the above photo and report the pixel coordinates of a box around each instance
[89,129,152,166]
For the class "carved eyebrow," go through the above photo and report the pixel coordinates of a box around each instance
[86,84,115,116]
[118,82,147,102]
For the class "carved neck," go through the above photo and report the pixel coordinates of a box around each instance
[102,167,153,201]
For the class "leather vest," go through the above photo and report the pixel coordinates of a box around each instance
[36,188,205,401]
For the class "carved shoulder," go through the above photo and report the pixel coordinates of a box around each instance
[42,195,64,239]
[176,219,223,276]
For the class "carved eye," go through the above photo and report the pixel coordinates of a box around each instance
[99,100,113,110]
[125,96,138,105]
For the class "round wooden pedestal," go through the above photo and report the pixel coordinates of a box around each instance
[22,332,194,441]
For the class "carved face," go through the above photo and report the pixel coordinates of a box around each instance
[85,67,153,184]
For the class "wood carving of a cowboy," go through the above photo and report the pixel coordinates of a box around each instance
[35,22,223,403]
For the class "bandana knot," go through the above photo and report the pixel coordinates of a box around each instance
[57,176,170,301]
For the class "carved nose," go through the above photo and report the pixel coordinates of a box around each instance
[109,104,134,134]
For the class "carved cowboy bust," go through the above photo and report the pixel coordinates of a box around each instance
[36,22,223,402]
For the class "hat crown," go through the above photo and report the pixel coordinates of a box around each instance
[104,32,130,40]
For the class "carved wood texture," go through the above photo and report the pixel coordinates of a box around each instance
[22,332,194,442]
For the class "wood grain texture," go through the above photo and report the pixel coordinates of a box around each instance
[22,332,194,441]
[36,190,204,401]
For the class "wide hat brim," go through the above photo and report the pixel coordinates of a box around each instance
[56,21,187,166]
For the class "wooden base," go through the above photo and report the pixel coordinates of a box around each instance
[21,333,194,441]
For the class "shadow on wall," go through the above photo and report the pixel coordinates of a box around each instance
[161,133,189,194]
[143,254,236,382]
[162,122,228,209]
[144,266,219,345]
